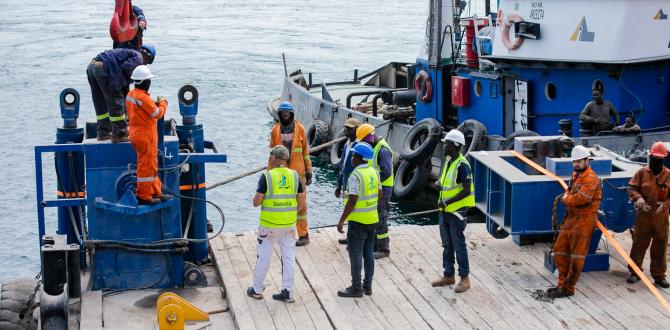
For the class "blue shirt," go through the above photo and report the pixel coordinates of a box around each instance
[338,140,357,188]
[94,48,143,92]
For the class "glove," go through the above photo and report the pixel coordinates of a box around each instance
[335,185,341,198]
[156,96,167,104]
[305,172,313,186]
[656,202,666,214]
[634,198,650,212]
[139,20,147,29]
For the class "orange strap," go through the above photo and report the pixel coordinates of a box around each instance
[180,183,206,191]
[56,191,86,198]
[510,150,670,315]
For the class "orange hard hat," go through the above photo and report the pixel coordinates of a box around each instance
[650,142,669,158]
[356,123,375,141]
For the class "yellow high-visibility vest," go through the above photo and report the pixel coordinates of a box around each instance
[345,166,380,225]
[260,167,299,228]
[369,139,394,187]
[438,153,475,212]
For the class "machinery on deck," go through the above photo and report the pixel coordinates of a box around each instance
[30,85,226,327]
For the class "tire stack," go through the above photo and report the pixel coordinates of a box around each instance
[307,120,330,156]
[394,118,443,200]
[0,278,39,330]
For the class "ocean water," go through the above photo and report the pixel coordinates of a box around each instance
[0,0,492,281]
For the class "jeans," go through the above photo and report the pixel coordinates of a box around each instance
[374,186,392,253]
[439,210,469,277]
[347,221,376,290]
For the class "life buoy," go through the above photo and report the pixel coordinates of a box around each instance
[413,70,432,103]
[498,10,524,51]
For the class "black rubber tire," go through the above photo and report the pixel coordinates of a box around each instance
[503,129,540,150]
[307,120,330,155]
[393,159,431,200]
[456,119,488,156]
[400,118,442,163]
[1,278,38,330]
[329,129,348,169]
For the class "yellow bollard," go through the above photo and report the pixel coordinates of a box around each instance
[156,292,209,330]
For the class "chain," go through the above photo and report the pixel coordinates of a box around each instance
[19,271,42,320]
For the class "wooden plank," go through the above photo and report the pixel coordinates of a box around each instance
[420,225,599,329]
[287,244,334,330]
[237,232,300,330]
[397,225,531,329]
[294,237,354,330]
[322,228,421,330]
[392,227,496,329]
[80,290,103,330]
[222,232,277,329]
[307,229,391,329]
[210,234,257,330]
[523,243,666,329]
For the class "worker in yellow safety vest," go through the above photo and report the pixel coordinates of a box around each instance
[431,129,474,293]
[356,123,393,259]
[247,145,306,303]
[336,142,381,297]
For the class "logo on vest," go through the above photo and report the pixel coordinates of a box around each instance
[272,201,293,207]
[278,175,290,189]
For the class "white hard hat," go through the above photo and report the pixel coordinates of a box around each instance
[571,145,591,160]
[130,65,154,81]
[442,129,465,146]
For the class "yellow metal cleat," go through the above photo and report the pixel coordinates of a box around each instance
[156,292,209,330]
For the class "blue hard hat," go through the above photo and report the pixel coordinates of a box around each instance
[139,44,156,64]
[277,101,294,112]
[352,142,374,160]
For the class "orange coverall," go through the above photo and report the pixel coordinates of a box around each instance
[125,88,167,201]
[628,166,670,280]
[553,167,602,294]
[269,121,312,237]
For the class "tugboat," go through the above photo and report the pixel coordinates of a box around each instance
[269,0,670,202]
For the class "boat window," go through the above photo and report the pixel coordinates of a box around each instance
[474,80,483,97]
[592,79,604,95]
[545,83,556,101]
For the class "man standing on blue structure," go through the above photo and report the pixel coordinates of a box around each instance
[356,123,393,259]
[431,129,473,293]
[87,45,156,142]
[112,5,147,50]
[336,142,380,297]
[335,117,361,244]
[248,145,306,303]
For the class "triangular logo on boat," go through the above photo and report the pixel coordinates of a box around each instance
[653,9,668,20]
[569,17,595,42]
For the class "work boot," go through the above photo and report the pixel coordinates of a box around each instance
[272,289,295,303]
[548,288,573,299]
[374,251,389,259]
[655,278,670,288]
[627,274,640,284]
[138,197,161,205]
[363,286,372,296]
[431,276,455,287]
[337,286,363,298]
[97,132,112,141]
[338,238,347,245]
[111,134,129,143]
[158,194,173,202]
[207,219,213,233]
[454,277,471,293]
[546,286,560,294]
[246,287,263,300]
[296,235,310,247]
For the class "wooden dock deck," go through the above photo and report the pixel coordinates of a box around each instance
[210,224,670,329]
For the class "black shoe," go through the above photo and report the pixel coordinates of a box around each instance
[246,287,263,299]
[296,235,310,247]
[207,219,214,233]
[627,274,640,284]
[337,286,363,298]
[138,197,161,205]
[97,132,112,141]
[338,238,347,245]
[111,134,129,143]
[548,288,573,299]
[158,194,173,202]
[272,289,295,303]
[655,279,670,288]
[363,286,372,296]
[546,286,560,294]
[374,251,389,259]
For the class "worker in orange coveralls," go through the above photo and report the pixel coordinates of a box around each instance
[626,142,670,288]
[269,101,313,246]
[125,65,171,205]
[547,145,602,298]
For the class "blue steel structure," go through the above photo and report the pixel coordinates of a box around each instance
[35,86,226,290]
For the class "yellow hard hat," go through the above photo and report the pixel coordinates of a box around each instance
[356,123,375,141]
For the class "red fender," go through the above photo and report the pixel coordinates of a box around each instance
[414,70,432,103]
[110,0,138,43]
